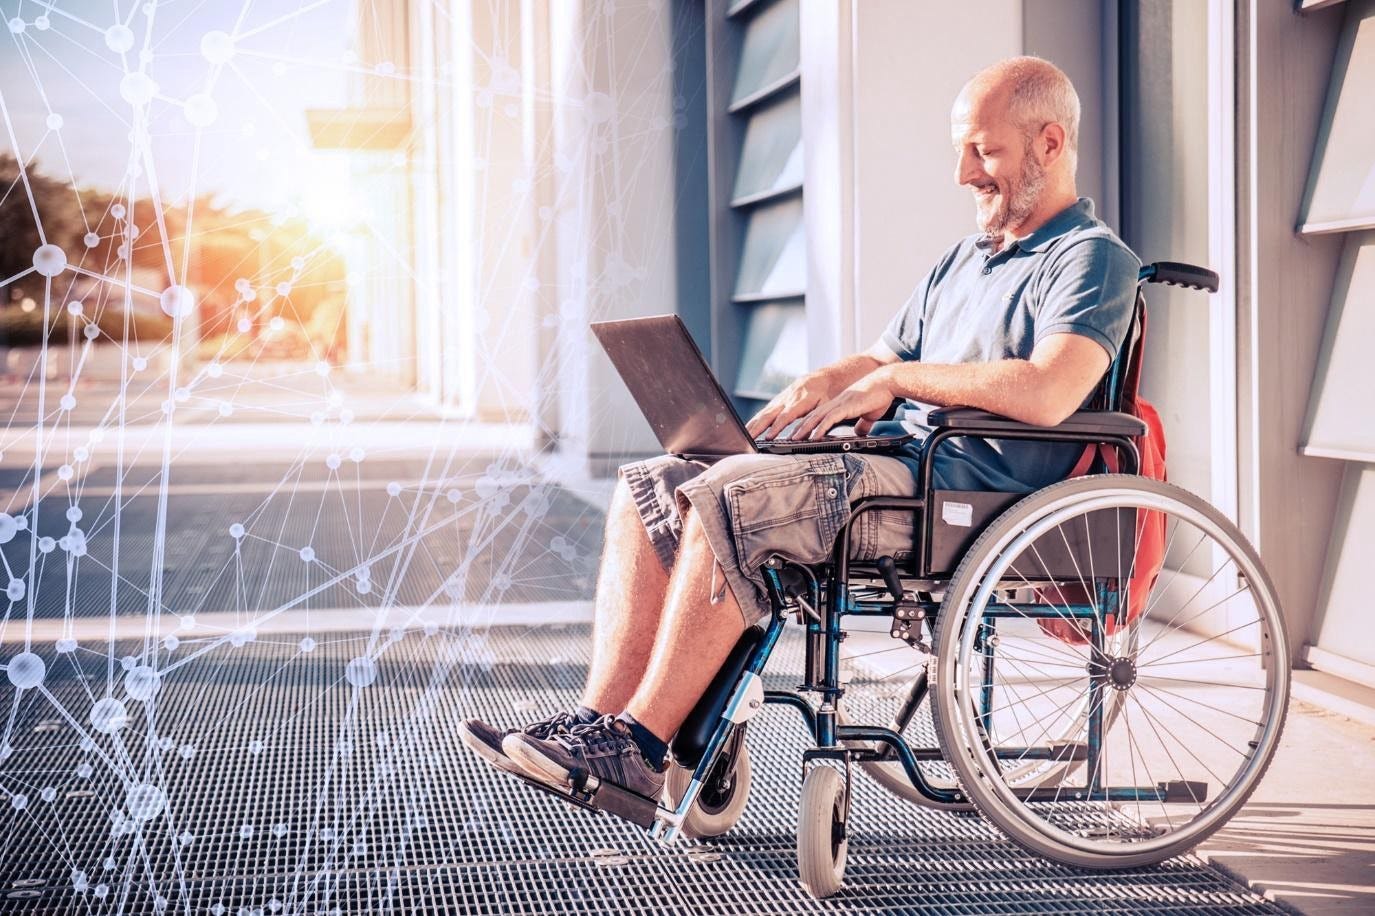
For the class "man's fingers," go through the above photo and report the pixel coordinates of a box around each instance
[745,403,780,437]
[762,397,813,439]
[793,403,831,440]
[854,416,875,436]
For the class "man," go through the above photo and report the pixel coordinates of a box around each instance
[460,56,1139,804]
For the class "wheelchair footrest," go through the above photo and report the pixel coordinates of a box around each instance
[591,780,660,828]
[505,768,604,815]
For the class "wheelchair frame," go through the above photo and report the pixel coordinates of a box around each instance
[511,261,1286,893]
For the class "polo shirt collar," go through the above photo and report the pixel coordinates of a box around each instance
[1013,197,1096,252]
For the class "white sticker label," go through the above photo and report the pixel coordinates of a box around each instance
[942,501,974,527]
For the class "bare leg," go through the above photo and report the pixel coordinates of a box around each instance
[622,511,749,741]
[578,478,672,714]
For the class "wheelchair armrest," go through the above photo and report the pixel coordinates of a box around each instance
[919,406,1146,438]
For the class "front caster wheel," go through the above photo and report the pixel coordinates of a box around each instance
[663,742,753,839]
[797,766,849,898]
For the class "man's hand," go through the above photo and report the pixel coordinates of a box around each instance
[747,373,838,440]
[793,368,897,440]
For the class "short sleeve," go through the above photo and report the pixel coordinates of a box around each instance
[879,242,960,361]
[1033,236,1141,359]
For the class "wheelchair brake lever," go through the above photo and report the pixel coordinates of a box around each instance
[876,556,905,602]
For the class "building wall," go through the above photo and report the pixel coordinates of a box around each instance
[1238,0,1347,665]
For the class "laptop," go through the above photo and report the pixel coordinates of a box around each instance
[590,315,913,460]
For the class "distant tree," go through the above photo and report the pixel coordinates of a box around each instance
[0,154,85,304]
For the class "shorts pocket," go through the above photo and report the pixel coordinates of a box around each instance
[725,455,850,577]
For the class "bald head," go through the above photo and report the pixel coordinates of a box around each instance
[950,56,1082,241]
[957,56,1081,171]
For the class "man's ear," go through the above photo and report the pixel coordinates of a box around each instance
[1040,122,1067,167]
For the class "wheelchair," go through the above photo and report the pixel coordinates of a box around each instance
[517,261,1290,899]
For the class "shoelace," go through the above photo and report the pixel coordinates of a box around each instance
[526,710,578,737]
[564,714,633,755]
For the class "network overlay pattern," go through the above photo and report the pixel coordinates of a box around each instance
[0,1,635,911]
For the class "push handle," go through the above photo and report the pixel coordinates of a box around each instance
[1138,261,1220,293]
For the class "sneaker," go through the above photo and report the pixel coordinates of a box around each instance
[459,710,580,778]
[503,714,666,800]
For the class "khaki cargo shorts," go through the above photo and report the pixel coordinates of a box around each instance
[618,451,919,627]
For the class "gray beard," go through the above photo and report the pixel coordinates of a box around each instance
[977,145,1048,240]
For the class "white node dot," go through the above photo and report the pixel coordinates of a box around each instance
[33,244,67,277]
[83,323,99,341]
[35,15,49,30]
[90,697,129,734]
[163,634,179,651]
[124,665,161,701]
[239,824,253,840]
[6,579,26,602]
[105,23,134,52]
[237,317,252,333]
[8,17,24,34]
[57,464,74,480]
[55,637,76,653]
[386,482,402,497]
[66,301,82,316]
[298,636,316,653]
[132,356,147,371]
[345,656,377,688]
[60,394,76,411]
[6,652,45,688]
[119,71,158,107]
[584,91,614,123]
[338,408,354,425]
[201,30,235,64]
[325,454,341,470]
[65,506,82,522]
[120,655,136,672]
[12,794,28,810]
[94,885,108,899]
[207,361,223,378]
[229,523,245,539]
[309,411,325,426]
[41,787,55,803]
[218,402,233,417]
[184,93,218,127]
[173,387,190,402]
[355,579,372,595]
[126,783,165,821]
[38,536,55,553]
[74,446,89,462]
[159,285,195,318]
[84,232,100,248]
[0,514,15,544]
[77,762,93,778]
[111,203,126,219]
[275,282,291,297]
[349,447,365,463]
[46,112,63,129]
[290,256,306,270]
[179,744,195,759]
[178,615,195,630]
[269,316,285,332]
[446,489,462,504]
[248,739,264,755]
[13,515,26,530]
[299,546,315,563]
[314,361,331,377]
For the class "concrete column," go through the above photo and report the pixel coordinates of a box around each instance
[547,0,680,474]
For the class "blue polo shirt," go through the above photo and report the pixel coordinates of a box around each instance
[873,197,1141,492]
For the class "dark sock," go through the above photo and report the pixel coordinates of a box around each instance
[574,705,603,726]
[615,711,668,770]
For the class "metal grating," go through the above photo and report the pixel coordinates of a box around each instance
[0,626,1284,915]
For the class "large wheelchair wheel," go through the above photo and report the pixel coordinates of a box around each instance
[931,475,1289,869]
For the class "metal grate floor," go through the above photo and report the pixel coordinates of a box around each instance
[0,625,1284,914]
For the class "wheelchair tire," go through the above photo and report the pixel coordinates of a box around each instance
[931,475,1289,869]
[663,741,752,840]
[797,765,848,899]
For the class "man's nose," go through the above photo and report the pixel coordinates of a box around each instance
[954,148,980,186]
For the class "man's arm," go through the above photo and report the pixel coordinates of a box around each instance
[746,340,900,440]
[791,332,1110,440]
